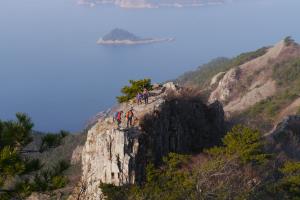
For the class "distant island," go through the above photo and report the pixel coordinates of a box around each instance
[78,0,225,9]
[97,29,174,45]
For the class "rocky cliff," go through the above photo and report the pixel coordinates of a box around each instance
[75,83,225,200]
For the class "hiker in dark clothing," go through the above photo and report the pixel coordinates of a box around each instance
[126,108,134,128]
[143,88,149,104]
[136,92,143,105]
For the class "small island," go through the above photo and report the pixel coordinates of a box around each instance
[97,28,174,45]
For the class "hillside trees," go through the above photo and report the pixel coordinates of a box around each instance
[100,125,275,200]
[0,113,70,199]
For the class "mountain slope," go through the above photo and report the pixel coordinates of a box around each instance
[178,38,300,131]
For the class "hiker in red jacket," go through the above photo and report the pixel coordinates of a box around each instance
[116,111,123,128]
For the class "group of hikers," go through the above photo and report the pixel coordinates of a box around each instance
[136,88,149,105]
[113,107,135,129]
[113,88,150,129]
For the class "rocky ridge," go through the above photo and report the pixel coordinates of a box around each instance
[71,82,226,200]
[208,40,300,116]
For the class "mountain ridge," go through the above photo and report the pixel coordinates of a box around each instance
[178,38,300,131]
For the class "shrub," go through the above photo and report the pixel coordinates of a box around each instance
[30,160,70,192]
[51,175,68,189]
[284,36,295,46]
[40,131,69,152]
[273,58,300,85]
[116,79,152,103]
[100,183,131,200]
[208,125,269,165]
[23,158,43,174]
[274,161,300,199]
[0,147,25,186]
[100,153,193,200]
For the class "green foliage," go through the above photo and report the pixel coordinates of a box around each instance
[23,158,43,174]
[246,90,299,119]
[244,57,300,121]
[100,183,131,200]
[30,160,70,192]
[284,36,295,46]
[40,130,69,152]
[51,175,68,189]
[98,125,300,200]
[0,113,33,149]
[273,58,300,85]
[116,79,152,103]
[14,179,34,198]
[0,114,71,198]
[0,113,33,189]
[139,153,193,200]
[208,125,269,165]
[230,47,269,67]
[177,57,231,88]
[297,107,300,115]
[177,47,268,88]
[273,161,300,200]
[101,153,194,200]
[0,147,25,186]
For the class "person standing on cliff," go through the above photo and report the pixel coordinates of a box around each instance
[136,92,143,105]
[143,88,149,104]
[126,108,134,128]
[116,111,123,128]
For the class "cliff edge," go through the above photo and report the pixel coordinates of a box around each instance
[71,83,225,199]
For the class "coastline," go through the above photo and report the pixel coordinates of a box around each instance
[96,38,175,45]
[78,0,225,9]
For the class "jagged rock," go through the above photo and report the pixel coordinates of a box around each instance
[80,83,225,199]
[270,115,300,160]
[210,71,226,86]
[208,40,300,115]
[71,145,83,165]
[163,82,179,91]
[152,83,161,90]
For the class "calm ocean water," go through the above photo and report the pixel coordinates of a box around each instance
[1,0,300,132]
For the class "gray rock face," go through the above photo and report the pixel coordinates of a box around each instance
[79,83,226,199]
[271,115,300,160]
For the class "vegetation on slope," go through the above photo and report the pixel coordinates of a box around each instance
[0,114,72,199]
[242,57,300,123]
[177,47,268,89]
[39,130,69,152]
[100,125,300,200]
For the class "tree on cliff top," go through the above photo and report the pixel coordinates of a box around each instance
[116,79,152,103]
